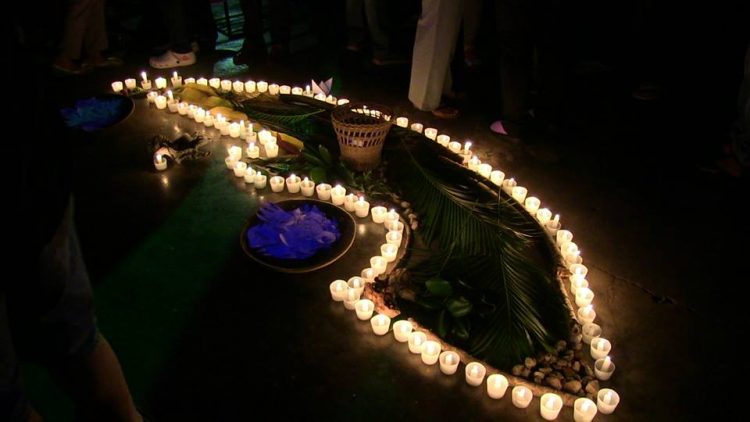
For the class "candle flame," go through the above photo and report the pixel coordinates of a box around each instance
[173,71,178,79]
[358,196,364,202]
[141,71,147,81]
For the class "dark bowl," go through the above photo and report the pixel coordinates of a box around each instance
[240,198,357,273]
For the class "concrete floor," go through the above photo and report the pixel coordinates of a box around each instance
[25,28,749,421]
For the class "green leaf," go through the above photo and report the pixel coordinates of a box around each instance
[425,278,453,297]
[446,296,473,318]
[318,145,333,166]
[310,167,327,183]
[452,318,470,340]
[437,310,449,338]
[415,296,444,310]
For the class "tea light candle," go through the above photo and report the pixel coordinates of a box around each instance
[254,172,267,189]
[355,196,370,218]
[385,231,402,247]
[325,94,336,104]
[490,170,505,186]
[536,208,552,225]
[243,168,257,183]
[486,374,509,399]
[463,141,472,154]
[468,156,481,171]
[269,83,280,95]
[228,145,242,160]
[245,129,257,143]
[380,243,398,262]
[203,113,214,126]
[436,134,450,146]
[167,99,179,113]
[540,393,563,420]
[560,241,579,256]
[228,122,241,138]
[545,214,561,236]
[220,79,231,91]
[590,337,611,359]
[575,287,594,308]
[328,280,349,302]
[232,80,244,93]
[291,86,303,95]
[370,206,387,223]
[197,77,208,86]
[146,91,158,104]
[246,142,260,159]
[574,398,597,422]
[243,80,256,92]
[421,340,441,365]
[265,142,279,158]
[524,197,541,215]
[154,154,167,171]
[582,323,602,344]
[478,163,492,178]
[344,194,358,212]
[300,177,315,197]
[384,209,399,227]
[597,389,620,414]
[316,183,332,201]
[569,263,588,279]
[388,221,404,234]
[556,229,573,246]
[392,320,412,342]
[439,351,460,374]
[465,362,486,386]
[257,81,268,93]
[343,287,361,310]
[361,268,376,283]
[224,156,236,170]
[184,77,195,85]
[594,356,615,380]
[155,77,167,89]
[269,176,285,192]
[512,386,533,408]
[511,186,528,202]
[407,331,426,353]
[370,256,387,275]
[448,141,462,154]
[410,122,424,133]
[337,98,350,105]
[354,299,374,320]
[396,117,408,127]
[154,95,167,109]
[331,185,346,205]
[370,314,390,335]
[233,161,247,177]
[140,71,151,90]
[424,127,438,140]
[111,81,124,93]
[124,78,136,90]
[177,102,188,115]
[171,71,182,87]
[280,85,291,94]
[194,108,205,122]
[577,305,596,324]
[285,174,301,193]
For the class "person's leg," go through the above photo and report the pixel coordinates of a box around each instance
[462,0,482,67]
[82,0,110,65]
[408,0,464,112]
[160,0,191,53]
[346,0,366,51]
[235,0,267,64]
[363,0,389,60]
[493,0,533,129]
[55,0,96,71]
[267,0,291,59]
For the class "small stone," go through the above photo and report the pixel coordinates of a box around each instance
[555,340,567,353]
[564,380,582,394]
[571,324,581,335]
[539,353,553,365]
[562,367,576,379]
[572,361,581,372]
[521,368,531,378]
[401,201,411,209]
[410,221,418,230]
[546,377,562,390]
[549,371,563,379]
[512,364,524,376]
[539,367,553,374]
[573,342,583,351]
[552,360,569,369]
[534,374,545,385]
[581,376,593,385]
[586,393,597,401]
[585,380,600,395]
[533,371,546,380]
[583,363,594,377]
[408,213,417,221]
[562,350,574,361]
[549,356,558,365]
[524,357,537,369]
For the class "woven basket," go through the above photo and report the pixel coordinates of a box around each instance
[331,102,393,171]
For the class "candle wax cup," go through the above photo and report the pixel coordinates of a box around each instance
[465,362,486,386]
[439,351,460,374]
[392,320,412,342]
[486,374,509,399]
[512,386,532,408]
[597,389,620,414]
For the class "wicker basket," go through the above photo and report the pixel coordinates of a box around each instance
[331,102,393,171]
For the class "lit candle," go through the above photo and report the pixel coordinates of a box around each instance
[436,134,450,147]
[448,141,462,154]
[243,168,257,183]
[540,393,563,420]
[594,356,615,380]
[155,77,167,89]
[316,183,332,201]
[220,79,232,91]
[197,77,208,86]
[424,127,438,140]
[291,86,303,95]
[171,71,182,87]
[331,185,346,205]
[154,154,167,171]
[246,142,260,159]
[343,287,361,310]
[111,81,123,93]
[556,229,573,246]
[560,241,578,256]
[224,156,236,170]
[124,78,136,90]
[536,208,552,225]
[370,314,390,335]
[233,161,247,177]
[396,117,408,127]
[184,77,195,85]
[300,177,315,197]
[146,91,158,104]
[468,156,481,172]
[233,80,244,93]
[512,386,533,408]
[545,214,561,236]
[392,320,412,342]
[285,174,301,193]
[581,323,602,344]
[228,145,242,160]
[177,102,188,115]
[478,163,492,178]
[228,122,241,138]
[354,299,374,320]
[304,85,313,96]
[269,176,285,192]
[344,194,357,212]
[575,287,594,308]
[347,276,365,296]
[570,277,588,295]
[140,71,151,90]
[314,92,326,101]
[597,389,620,414]
[268,84,280,95]
[438,351,460,375]
[385,231,402,247]
[380,243,397,262]
[384,209,399,227]
[265,142,279,158]
[490,170,505,186]
[369,256,387,275]
[463,141,472,154]
[407,331,426,353]
[524,197,541,215]
[590,337,611,360]
[501,177,517,195]
[421,340,441,365]
[257,81,268,93]
[410,122,424,133]
[208,78,220,89]
[511,186,528,202]
[360,268,376,283]
[465,362,486,386]
[355,196,370,218]
[577,305,596,324]
[280,85,291,94]
[574,398,597,422]
[253,172,267,189]
[370,206,387,223]
[203,113,214,127]
[154,95,167,109]
[329,280,348,301]
[388,221,404,234]
[486,374,509,399]
[336,98,349,105]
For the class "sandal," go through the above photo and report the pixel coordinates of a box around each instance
[431,105,459,119]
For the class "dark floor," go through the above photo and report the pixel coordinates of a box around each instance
[15,3,750,421]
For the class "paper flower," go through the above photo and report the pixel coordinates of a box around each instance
[311,77,333,95]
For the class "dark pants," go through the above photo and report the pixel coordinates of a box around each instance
[240,0,291,53]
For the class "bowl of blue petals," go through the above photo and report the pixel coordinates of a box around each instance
[241,199,357,273]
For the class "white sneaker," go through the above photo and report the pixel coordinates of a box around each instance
[149,50,196,69]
